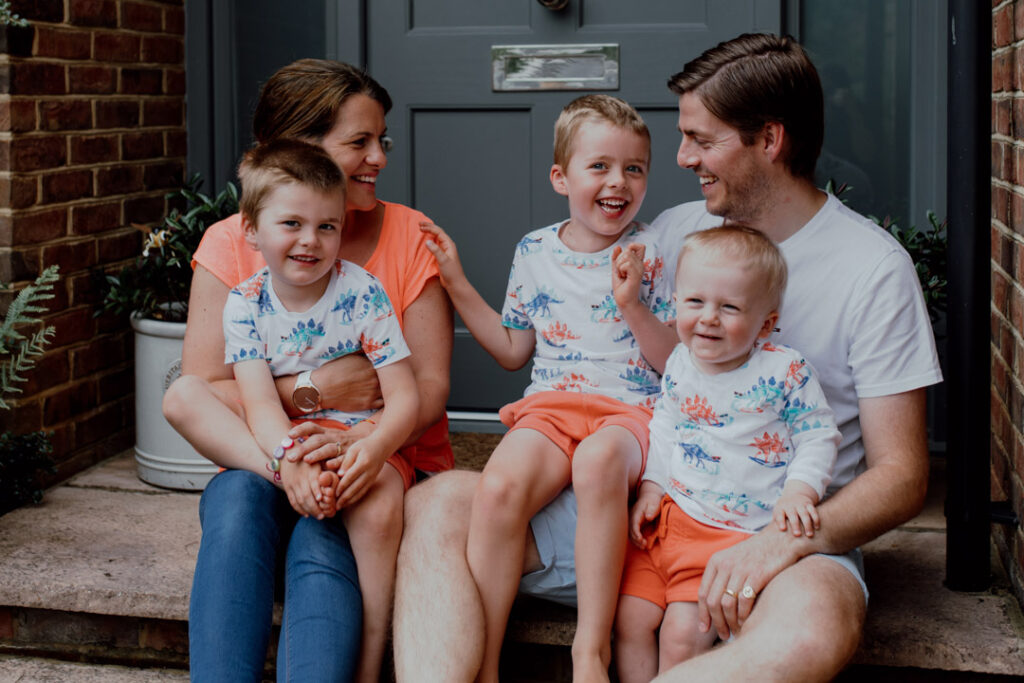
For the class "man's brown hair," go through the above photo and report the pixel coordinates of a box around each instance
[668,33,823,182]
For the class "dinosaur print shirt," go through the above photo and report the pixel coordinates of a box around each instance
[500,220,674,408]
[223,260,411,426]
[644,341,840,533]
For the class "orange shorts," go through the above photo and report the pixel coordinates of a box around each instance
[298,418,416,490]
[499,391,652,471]
[620,495,748,608]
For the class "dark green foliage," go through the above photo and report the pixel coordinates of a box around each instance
[0,265,58,409]
[879,212,948,323]
[826,180,947,324]
[100,174,239,323]
[0,430,55,515]
[0,267,59,516]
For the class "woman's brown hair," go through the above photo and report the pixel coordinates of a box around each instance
[252,59,392,144]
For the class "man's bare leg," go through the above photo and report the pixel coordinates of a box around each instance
[654,556,865,683]
[393,470,484,683]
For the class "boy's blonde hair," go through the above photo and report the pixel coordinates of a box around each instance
[677,225,788,310]
[553,94,650,168]
[238,139,346,225]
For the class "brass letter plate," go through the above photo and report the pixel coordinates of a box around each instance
[491,44,619,91]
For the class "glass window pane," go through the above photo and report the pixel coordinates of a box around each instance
[804,0,912,222]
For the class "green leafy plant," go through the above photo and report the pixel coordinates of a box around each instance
[0,0,28,27]
[0,266,58,408]
[827,180,947,323]
[0,266,59,515]
[879,212,948,323]
[100,174,239,323]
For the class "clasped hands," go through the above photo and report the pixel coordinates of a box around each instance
[275,420,386,519]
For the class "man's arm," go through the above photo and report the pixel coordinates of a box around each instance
[698,388,929,638]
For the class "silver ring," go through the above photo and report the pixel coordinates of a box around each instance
[724,588,737,598]
[741,585,756,599]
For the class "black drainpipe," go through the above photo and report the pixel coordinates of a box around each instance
[944,0,992,591]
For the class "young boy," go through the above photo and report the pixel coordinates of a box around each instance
[176,139,418,683]
[421,94,672,681]
[612,226,841,682]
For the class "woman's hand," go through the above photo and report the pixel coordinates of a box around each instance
[286,420,377,466]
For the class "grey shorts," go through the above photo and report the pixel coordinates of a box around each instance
[518,485,578,607]
[516,486,869,607]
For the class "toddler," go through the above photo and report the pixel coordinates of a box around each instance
[613,226,840,682]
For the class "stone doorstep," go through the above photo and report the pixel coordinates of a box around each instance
[0,444,1020,677]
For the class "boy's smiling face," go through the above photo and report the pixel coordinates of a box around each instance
[550,120,650,253]
[243,182,345,308]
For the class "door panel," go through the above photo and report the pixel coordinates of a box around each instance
[366,0,781,412]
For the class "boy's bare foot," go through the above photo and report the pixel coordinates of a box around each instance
[318,469,339,514]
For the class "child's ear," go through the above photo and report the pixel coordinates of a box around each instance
[758,310,780,339]
[550,164,569,197]
[241,215,260,251]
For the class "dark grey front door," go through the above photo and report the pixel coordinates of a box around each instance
[368,1,783,415]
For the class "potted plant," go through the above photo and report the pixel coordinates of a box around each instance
[101,175,238,490]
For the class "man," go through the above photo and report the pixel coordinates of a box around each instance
[394,33,942,682]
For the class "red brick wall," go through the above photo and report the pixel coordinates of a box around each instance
[992,0,1024,603]
[0,0,185,480]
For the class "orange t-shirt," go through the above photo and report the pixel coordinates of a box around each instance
[193,200,453,473]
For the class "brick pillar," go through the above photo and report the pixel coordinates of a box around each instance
[0,0,185,480]
[992,0,1024,606]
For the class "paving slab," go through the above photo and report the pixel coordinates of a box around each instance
[0,654,187,682]
[857,528,1024,675]
[0,485,198,621]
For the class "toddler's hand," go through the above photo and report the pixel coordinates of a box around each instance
[420,221,467,290]
[773,489,820,537]
[629,484,663,549]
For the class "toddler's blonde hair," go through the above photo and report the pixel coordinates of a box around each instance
[553,94,650,168]
[677,225,788,310]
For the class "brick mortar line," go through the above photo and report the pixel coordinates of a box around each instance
[990,311,1024,371]
[991,177,1024,193]
[991,340,1024,397]
[992,219,1024,244]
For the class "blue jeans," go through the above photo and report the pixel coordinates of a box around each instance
[189,469,362,682]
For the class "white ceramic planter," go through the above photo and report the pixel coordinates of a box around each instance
[131,313,217,490]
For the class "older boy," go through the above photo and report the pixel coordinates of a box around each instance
[422,94,671,681]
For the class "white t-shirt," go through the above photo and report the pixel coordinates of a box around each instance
[223,260,411,426]
[645,341,841,532]
[650,195,942,491]
[501,220,675,408]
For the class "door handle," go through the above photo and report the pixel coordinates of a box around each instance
[537,0,568,10]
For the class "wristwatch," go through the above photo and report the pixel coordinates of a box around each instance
[292,370,322,413]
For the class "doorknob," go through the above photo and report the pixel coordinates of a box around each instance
[537,0,569,10]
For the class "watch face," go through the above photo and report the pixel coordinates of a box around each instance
[293,386,321,412]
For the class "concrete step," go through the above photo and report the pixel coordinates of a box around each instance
[0,654,188,682]
[0,437,1020,681]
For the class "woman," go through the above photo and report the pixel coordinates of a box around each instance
[164,60,452,682]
